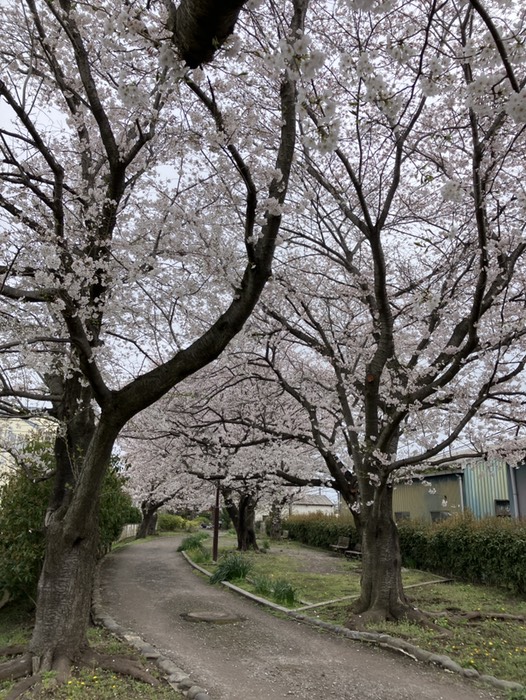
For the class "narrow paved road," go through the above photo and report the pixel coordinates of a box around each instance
[99,537,502,700]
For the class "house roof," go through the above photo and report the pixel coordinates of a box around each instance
[292,494,335,507]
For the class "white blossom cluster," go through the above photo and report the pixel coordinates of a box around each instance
[506,88,526,123]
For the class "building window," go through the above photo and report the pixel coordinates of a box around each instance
[394,512,410,522]
[495,500,511,517]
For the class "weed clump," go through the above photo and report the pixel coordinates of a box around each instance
[209,552,253,584]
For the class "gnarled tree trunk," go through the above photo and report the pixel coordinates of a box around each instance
[30,519,99,670]
[351,481,411,624]
[136,503,159,539]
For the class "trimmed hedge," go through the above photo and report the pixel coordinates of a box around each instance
[283,513,358,549]
[284,512,526,594]
[398,513,526,594]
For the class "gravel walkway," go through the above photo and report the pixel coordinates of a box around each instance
[97,537,506,700]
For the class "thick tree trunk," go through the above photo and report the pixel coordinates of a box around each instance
[136,504,158,539]
[236,495,258,551]
[29,413,119,670]
[351,482,411,623]
[30,518,99,669]
[224,493,259,552]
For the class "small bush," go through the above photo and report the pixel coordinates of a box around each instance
[0,445,138,602]
[177,532,209,552]
[158,513,187,532]
[253,574,273,596]
[271,579,297,606]
[185,518,202,531]
[209,552,253,584]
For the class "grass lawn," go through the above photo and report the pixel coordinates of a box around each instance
[190,533,526,690]
[0,600,183,700]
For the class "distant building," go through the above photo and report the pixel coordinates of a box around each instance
[287,493,336,517]
[392,459,526,523]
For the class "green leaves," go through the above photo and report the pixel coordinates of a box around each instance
[0,447,139,602]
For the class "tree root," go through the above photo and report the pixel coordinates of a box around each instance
[0,652,32,681]
[4,674,41,700]
[423,609,525,623]
[0,646,26,658]
[0,647,159,698]
[464,611,525,622]
[81,648,159,686]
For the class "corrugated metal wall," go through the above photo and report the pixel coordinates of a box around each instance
[462,459,509,518]
[393,473,462,523]
[392,459,515,522]
[512,466,526,517]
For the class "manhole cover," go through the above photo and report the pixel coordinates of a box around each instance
[181,610,244,624]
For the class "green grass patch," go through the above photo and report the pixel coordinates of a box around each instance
[186,546,212,565]
[0,602,183,699]
[301,580,526,687]
[176,532,210,552]
[198,539,526,687]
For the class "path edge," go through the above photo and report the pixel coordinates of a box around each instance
[92,557,211,700]
[183,552,524,696]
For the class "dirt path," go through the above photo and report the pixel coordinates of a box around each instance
[99,537,503,700]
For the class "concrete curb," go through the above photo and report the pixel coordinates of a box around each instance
[92,561,211,700]
[182,553,525,696]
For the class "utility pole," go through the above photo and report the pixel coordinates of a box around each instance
[212,477,221,562]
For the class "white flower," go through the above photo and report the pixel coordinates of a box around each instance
[441,179,464,203]
[506,89,526,124]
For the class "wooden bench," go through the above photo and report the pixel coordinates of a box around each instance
[344,547,362,560]
[329,536,350,554]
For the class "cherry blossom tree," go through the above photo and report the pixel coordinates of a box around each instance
[0,0,309,687]
[246,0,526,623]
[121,359,316,550]
[123,440,202,539]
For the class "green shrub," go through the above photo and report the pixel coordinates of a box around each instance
[157,513,202,532]
[158,513,187,532]
[98,469,141,555]
[283,513,358,549]
[177,531,209,552]
[185,518,201,531]
[0,446,138,603]
[398,514,526,594]
[209,552,253,584]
